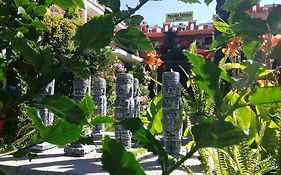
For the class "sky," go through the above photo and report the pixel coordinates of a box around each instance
[120,0,280,26]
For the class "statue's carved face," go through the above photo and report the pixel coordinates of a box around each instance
[116,84,133,97]
[162,86,180,97]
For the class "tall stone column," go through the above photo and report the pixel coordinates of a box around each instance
[133,78,141,118]
[33,80,56,151]
[64,75,95,156]
[115,73,134,149]
[91,77,107,139]
[162,72,182,156]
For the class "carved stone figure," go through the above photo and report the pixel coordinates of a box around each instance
[115,73,134,148]
[133,78,141,118]
[162,72,182,156]
[64,76,95,156]
[32,80,56,151]
[91,77,107,139]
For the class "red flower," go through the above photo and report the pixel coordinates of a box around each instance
[197,49,211,59]
[222,37,241,57]
[146,50,164,71]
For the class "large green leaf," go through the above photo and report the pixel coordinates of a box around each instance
[125,15,144,27]
[11,37,54,73]
[233,18,268,39]
[192,117,248,148]
[114,27,153,51]
[102,136,146,175]
[53,0,84,9]
[204,0,213,5]
[210,33,233,49]
[25,107,45,132]
[79,93,95,122]
[14,0,29,7]
[67,61,91,79]
[75,14,114,50]
[249,87,281,106]
[42,95,86,125]
[30,20,50,32]
[146,92,163,135]
[184,52,222,105]
[223,0,259,12]
[214,21,231,34]
[267,5,281,33]
[118,118,168,170]
[97,0,120,13]
[222,91,257,143]
[241,60,268,83]
[242,39,263,60]
[42,119,83,145]
[91,116,117,125]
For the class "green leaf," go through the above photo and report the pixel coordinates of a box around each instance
[223,0,259,12]
[67,61,91,79]
[214,21,231,34]
[146,92,163,135]
[34,5,47,16]
[242,39,262,60]
[79,93,95,122]
[240,60,267,83]
[0,64,6,81]
[118,118,168,169]
[25,107,45,132]
[210,33,233,49]
[14,0,29,7]
[30,20,50,32]
[53,0,84,9]
[75,14,114,50]
[0,170,5,175]
[91,116,117,125]
[13,148,29,158]
[179,0,200,3]
[270,42,281,60]
[102,136,146,175]
[97,0,120,13]
[42,95,86,125]
[11,37,54,73]
[184,52,222,105]
[125,15,144,27]
[249,87,281,106]
[42,119,83,145]
[192,117,248,148]
[204,0,213,5]
[233,18,268,39]
[267,5,281,32]
[114,26,153,51]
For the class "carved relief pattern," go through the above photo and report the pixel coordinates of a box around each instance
[115,73,134,148]
[133,78,140,118]
[37,80,55,126]
[73,75,91,101]
[92,77,107,137]
[162,72,182,155]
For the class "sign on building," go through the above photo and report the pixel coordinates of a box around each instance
[166,11,193,22]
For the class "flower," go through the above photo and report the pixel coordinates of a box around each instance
[197,49,212,59]
[222,37,241,57]
[260,34,281,53]
[146,50,164,71]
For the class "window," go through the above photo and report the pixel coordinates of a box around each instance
[190,23,195,30]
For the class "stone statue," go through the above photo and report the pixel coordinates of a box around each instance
[133,78,141,118]
[115,73,134,149]
[32,80,56,151]
[91,77,107,139]
[64,75,95,156]
[162,72,182,156]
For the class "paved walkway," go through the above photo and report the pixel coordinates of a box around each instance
[0,146,203,175]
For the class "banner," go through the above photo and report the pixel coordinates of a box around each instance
[166,11,193,22]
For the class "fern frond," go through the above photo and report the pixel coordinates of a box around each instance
[198,148,213,175]
[255,156,278,174]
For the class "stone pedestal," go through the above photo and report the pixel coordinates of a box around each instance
[162,72,182,156]
[91,77,107,140]
[115,73,134,149]
[64,76,95,156]
[33,80,57,151]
